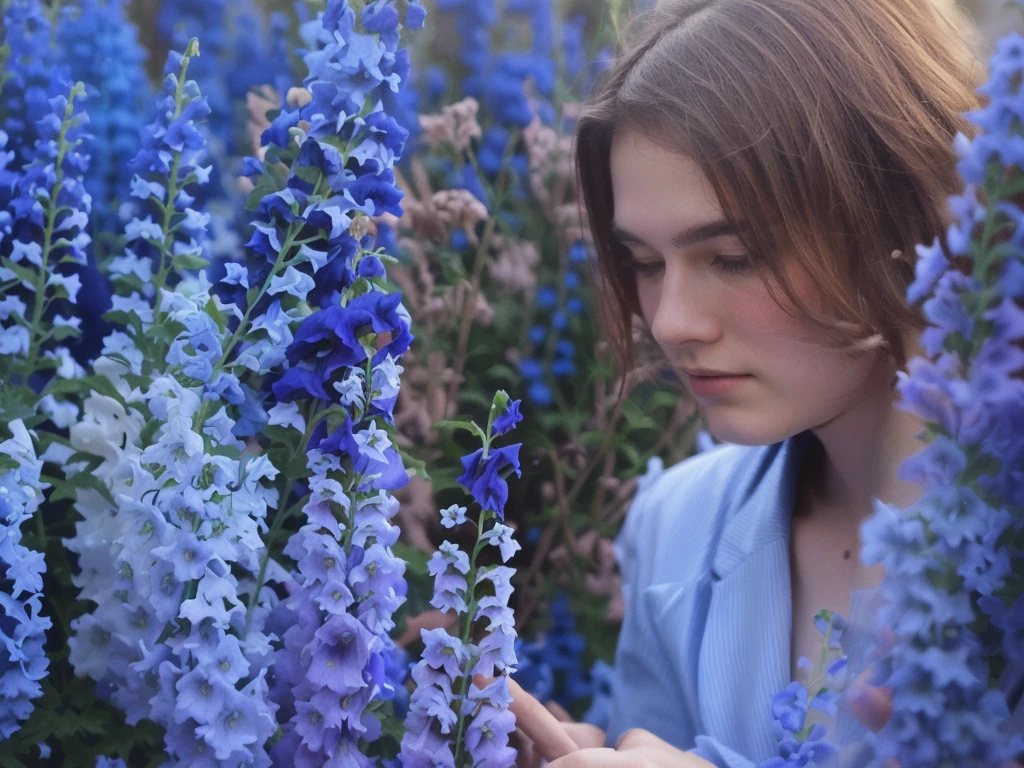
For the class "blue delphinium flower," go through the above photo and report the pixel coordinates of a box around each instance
[1,79,91,387]
[401,390,523,768]
[3,0,125,369]
[760,610,846,768]
[56,0,151,235]
[66,375,281,766]
[64,44,280,766]
[456,443,522,522]
[0,420,52,739]
[454,393,520,520]
[0,0,70,170]
[491,397,523,435]
[858,29,1024,768]
[231,1,425,763]
[157,0,231,143]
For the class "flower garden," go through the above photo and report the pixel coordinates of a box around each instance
[0,0,1021,766]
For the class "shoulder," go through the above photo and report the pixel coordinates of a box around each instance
[616,439,792,588]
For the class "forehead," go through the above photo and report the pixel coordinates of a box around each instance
[609,130,724,233]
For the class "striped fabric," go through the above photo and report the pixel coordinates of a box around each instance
[603,426,1024,765]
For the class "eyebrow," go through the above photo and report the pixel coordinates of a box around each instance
[610,219,747,250]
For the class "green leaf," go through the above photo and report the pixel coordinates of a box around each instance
[102,351,137,371]
[46,374,126,406]
[0,256,36,286]
[204,296,228,333]
[66,451,104,473]
[149,319,187,345]
[0,385,39,424]
[646,389,682,411]
[618,441,642,469]
[50,324,81,341]
[432,419,487,443]
[50,469,114,505]
[171,252,211,271]
[399,446,431,481]
[483,363,519,384]
[620,398,657,431]
[245,168,286,211]
[293,162,322,190]
[458,389,493,410]
[102,308,145,338]
[245,285,262,308]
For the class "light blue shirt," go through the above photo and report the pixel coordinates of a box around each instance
[602,428,1024,765]
[602,429,841,765]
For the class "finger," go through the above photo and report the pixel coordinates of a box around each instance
[562,723,608,749]
[545,700,574,723]
[473,673,497,689]
[505,676,580,760]
[615,727,658,750]
[546,747,618,767]
[846,683,894,732]
[512,727,539,768]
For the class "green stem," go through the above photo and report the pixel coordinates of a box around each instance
[189,176,324,432]
[243,402,322,634]
[217,172,327,372]
[23,84,81,378]
[149,46,194,326]
[453,511,488,766]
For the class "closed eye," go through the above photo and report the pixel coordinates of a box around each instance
[630,259,664,278]
[712,255,754,276]
[624,255,754,279]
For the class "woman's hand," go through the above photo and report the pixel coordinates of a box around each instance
[492,673,716,768]
[473,674,605,767]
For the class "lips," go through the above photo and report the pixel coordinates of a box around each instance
[683,369,746,378]
[685,372,752,398]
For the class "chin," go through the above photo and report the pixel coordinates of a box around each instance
[703,415,800,448]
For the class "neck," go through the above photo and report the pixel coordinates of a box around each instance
[804,367,928,522]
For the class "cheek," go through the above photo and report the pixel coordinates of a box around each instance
[635,279,661,327]
[734,266,831,351]
[736,284,876,398]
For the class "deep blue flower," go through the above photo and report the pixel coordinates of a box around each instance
[492,399,523,435]
[457,444,522,520]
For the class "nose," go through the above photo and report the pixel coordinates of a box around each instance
[647,267,722,349]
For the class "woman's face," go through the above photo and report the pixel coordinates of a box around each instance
[609,129,897,446]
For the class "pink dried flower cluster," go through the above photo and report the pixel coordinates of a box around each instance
[418,96,483,152]
[488,234,540,290]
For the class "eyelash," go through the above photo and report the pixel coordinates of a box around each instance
[627,255,753,278]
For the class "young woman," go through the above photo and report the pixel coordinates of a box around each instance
[481,0,1024,765]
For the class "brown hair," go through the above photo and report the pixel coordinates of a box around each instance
[575,0,986,375]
